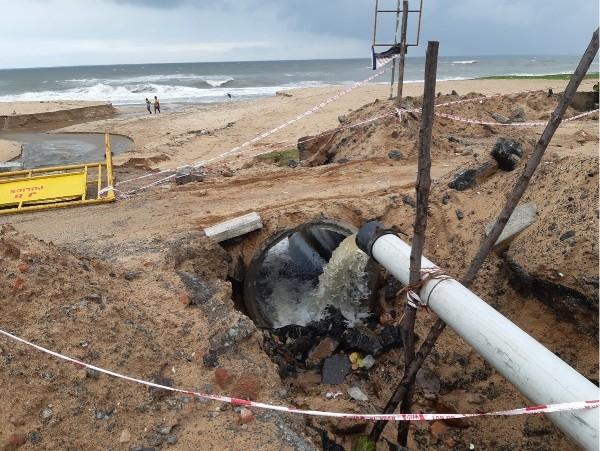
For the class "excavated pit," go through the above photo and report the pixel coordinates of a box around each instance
[242,220,381,329]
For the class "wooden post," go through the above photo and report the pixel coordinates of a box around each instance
[396,1,409,104]
[398,39,437,446]
[369,27,599,446]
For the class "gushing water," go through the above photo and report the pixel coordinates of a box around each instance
[259,234,373,327]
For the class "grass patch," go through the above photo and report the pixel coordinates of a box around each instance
[479,72,599,80]
[254,148,299,166]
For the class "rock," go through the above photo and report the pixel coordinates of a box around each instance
[451,90,458,96]
[388,150,404,160]
[237,407,255,425]
[119,429,131,443]
[232,374,261,400]
[321,354,352,385]
[442,193,451,205]
[347,386,369,402]
[165,435,178,445]
[430,421,448,439]
[175,166,204,185]
[177,272,217,306]
[290,372,321,391]
[123,271,140,281]
[491,138,523,171]
[338,115,348,124]
[485,202,537,247]
[221,168,234,177]
[448,169,477,191]
[307,337,339,366]
[378,325,403,351]
[287,159,299,168]
[40,407,53,422]
[214,368,233,389]
[341,326,383,355]
[158,425,173,435]
[559,230,576,241]
[490,111,511,124]
[455,209,464,220]
[416,368,441,396]
[208,316,256,355]
[203,349,219,368]
[5,434,27,448]
[17,263,30,273]
[361,355,376,370]
[391,131,400,139]
[510,107,526,123]
[402,195,416,208]
[26,432,41,445]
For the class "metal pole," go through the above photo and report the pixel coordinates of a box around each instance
[357,229,600,450]
[396,1,409,103]
[389,0,402,99]
[372,0,380,47]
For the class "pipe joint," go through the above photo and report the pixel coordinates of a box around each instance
[355,220,397,259]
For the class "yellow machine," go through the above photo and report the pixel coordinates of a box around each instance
[0,133,116,215]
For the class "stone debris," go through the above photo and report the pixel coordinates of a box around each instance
[491,138,523,171]
[485,202,537,247]
[347,386,369,402]
[322,354,352,385]
[175,166,204,185]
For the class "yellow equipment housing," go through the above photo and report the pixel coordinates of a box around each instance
[0,133,116,215]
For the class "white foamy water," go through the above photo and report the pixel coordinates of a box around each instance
[263,235,372,328]
[0,83,296,104]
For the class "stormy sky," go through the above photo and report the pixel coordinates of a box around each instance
[0,0,598,68]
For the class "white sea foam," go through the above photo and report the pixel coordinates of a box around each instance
[0,82,296,105]
[61,74,235,87]
[452,60,478,64]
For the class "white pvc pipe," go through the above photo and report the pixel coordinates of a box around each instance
[371,234,599,450]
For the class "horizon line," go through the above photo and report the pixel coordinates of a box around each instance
[0,53,591,72]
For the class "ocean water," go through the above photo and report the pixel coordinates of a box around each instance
[0,56,595,106]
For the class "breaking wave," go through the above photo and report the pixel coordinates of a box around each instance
[452,60,478,64]
[0,82,297,105]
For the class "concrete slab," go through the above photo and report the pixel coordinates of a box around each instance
[204,212,263,242]
[485,202,538,248]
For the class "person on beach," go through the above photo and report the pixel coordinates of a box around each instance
[153,96,160,114]
[145,98,152,114]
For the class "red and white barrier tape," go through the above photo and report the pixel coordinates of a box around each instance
[435,109,599,127]
[0,327,597,421]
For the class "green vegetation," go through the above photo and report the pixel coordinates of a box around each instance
[480,72,599,80]
[253,148,299,167]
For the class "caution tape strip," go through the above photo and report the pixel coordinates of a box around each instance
[435,109,599,127]
[0,327,598,421]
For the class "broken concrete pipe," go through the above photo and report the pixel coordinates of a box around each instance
[242,219,381,329]
[355,220,599,451]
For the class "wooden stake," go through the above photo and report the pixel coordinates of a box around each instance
[370,40,438,444]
